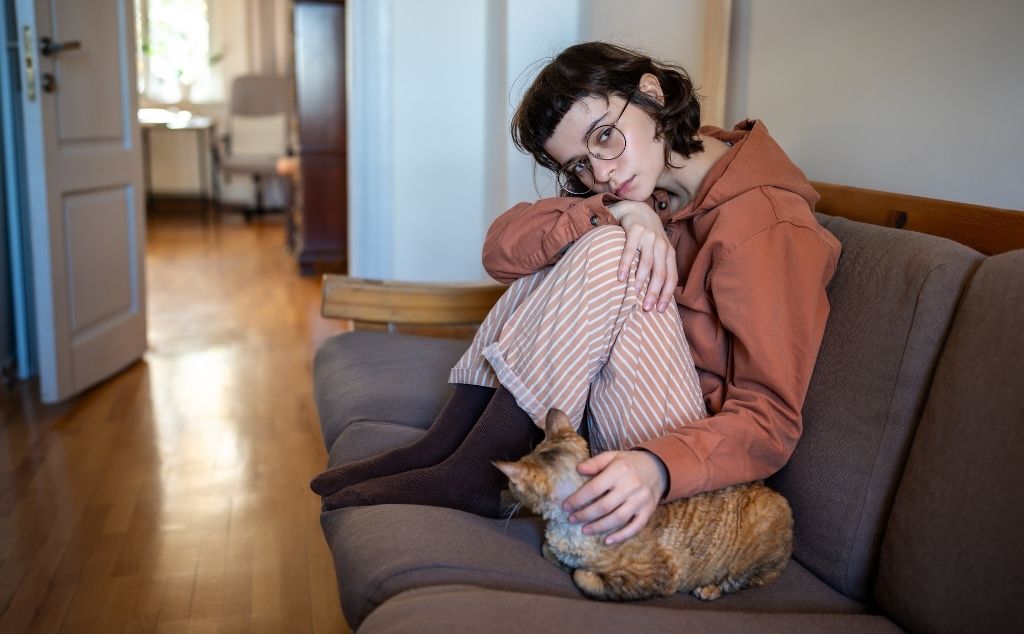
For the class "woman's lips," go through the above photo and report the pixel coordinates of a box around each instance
[614,176,635,197]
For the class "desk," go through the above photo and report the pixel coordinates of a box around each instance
[138,109,217,218]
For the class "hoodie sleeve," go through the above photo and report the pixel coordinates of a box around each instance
[639,219,838,501]
[483,194,620,283]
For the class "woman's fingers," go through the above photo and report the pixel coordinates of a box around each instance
[634,233,655,295]
[567,482,624,525]
[639,238,677,312]
[641,241,667,311]
[562,454,616,514]
[581,498,637,537]
[609,203,678,310]
[575,451,617,476]
[617,226,642,282]
[605,506,653,545]
[657,248,679,312]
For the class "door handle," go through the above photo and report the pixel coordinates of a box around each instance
[40,37,81,56]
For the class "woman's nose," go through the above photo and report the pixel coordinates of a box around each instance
[591,158,616,184]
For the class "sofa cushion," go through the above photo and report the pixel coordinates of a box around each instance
[327,420,425,469]
[360,585,902,634]
[768,215,982,600]
[321,504,867,630]
[874,250,1024,633]
[313,331,470,450]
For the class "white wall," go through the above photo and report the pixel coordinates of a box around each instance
[729,0,1024,211]
[581,0,705,82]
[349,0,710,282]
[492,0,582,217]
[388,0,489,281]
[349,0,584,281]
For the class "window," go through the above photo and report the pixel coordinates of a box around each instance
[135,0,222,104]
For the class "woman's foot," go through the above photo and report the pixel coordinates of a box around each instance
[321,388,541,517]
[309,384,495,497]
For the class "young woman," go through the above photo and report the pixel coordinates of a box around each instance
[312,42,840,546]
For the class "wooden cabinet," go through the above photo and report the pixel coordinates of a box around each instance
[291,0,347,274]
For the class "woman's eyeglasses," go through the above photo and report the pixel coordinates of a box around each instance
[556,91,633,195]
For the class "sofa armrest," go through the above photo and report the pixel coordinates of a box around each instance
[321,275,506,338]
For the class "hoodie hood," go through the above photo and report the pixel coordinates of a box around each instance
[663,120,820,223]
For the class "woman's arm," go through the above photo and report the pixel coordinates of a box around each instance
[483,194,618,283]
[639,221,838,500]
[484,196,678,314]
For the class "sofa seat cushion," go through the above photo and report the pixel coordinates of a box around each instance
[874,250,1024,633]
[327,421,426,469]
[768,214,982,600]
[321,504,868,629]
[313,331,470,450]
[360,585,902,634]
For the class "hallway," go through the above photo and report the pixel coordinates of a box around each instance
[0,211,349,632]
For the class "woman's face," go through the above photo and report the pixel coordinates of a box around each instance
[543,91,666,200]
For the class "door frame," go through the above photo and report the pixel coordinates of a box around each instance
[1,0,36,380]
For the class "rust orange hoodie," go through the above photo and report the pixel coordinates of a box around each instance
[483,120,841,500]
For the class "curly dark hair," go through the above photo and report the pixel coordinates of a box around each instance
[511,41,703,194]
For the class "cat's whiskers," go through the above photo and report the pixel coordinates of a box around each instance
[501,501,523,534]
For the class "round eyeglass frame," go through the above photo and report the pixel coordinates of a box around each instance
[556,91,634,195]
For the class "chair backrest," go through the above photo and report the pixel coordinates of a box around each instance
[228,75,291,157]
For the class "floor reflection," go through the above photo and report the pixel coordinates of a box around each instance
[0,213,349,631]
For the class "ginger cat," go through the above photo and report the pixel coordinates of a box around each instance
[494,409,793,601]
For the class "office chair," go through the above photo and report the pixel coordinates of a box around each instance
[215,75,293,221]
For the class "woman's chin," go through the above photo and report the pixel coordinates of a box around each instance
[625,184,655,202]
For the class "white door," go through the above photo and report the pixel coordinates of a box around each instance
[15,0,146,403]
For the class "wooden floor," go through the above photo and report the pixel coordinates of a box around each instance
[0,210,351,633]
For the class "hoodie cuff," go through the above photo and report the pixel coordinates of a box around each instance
[572,194,619,232]
[637,434,713,502]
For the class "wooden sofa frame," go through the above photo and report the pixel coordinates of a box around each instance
[321,182,1024,333]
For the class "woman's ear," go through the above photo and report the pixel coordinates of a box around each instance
[638,73,665,105]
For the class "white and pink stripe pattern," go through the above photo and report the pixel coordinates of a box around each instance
[450,226,706,454]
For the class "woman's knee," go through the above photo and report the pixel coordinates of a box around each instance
[562,225,628,272]
[578,224,626,246]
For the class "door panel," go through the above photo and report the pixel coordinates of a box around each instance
[64,187,135,332]
[52,0,125,142]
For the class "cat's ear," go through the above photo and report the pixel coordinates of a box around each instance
[493,460,525,482]
[544,409,573,436]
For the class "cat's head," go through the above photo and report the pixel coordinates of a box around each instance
[493,409,589,516]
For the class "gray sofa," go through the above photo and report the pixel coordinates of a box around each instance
[313,212,1024,633]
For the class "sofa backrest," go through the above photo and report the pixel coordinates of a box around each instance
[768,214,983,601]
[873,250,1024,633]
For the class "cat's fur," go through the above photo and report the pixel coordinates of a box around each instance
[494,409,793,602]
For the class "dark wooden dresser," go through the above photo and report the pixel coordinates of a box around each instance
[291,0,347,274]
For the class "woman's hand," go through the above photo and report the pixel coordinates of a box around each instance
[607,201,678,312]
[562,450,668,545]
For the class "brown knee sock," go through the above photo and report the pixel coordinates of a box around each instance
[310,384,495,497]
[321,387,541,517]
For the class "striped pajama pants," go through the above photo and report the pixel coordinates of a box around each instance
[449,225,707,454]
